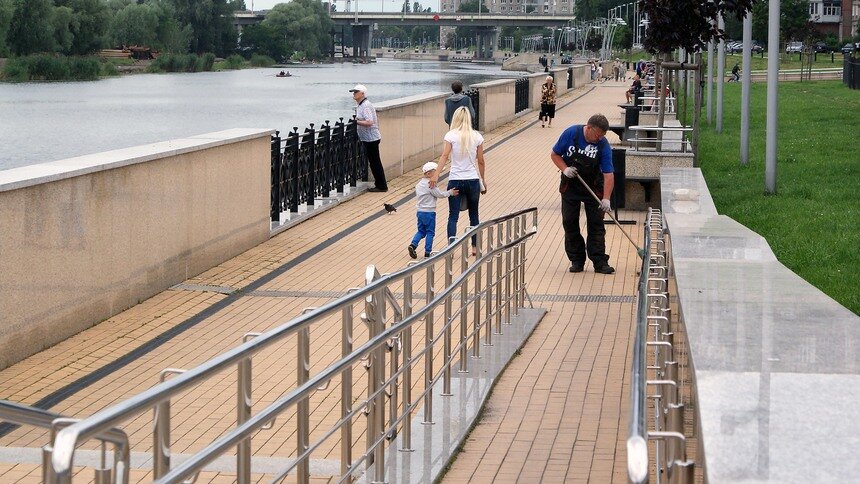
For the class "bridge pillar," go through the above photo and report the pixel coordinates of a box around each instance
[351,24,372,59]
[475,27,498,60]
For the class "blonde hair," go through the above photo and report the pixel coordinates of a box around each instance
[545,76,553,83]
[449,106,477,156]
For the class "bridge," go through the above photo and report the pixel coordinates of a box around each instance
[233,11,574,59]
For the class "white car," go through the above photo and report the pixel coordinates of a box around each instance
[785,41,803,53]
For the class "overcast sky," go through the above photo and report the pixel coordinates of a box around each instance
[246,0,441,13]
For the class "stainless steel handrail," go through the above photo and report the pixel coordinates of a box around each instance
[0,400,130,484]
[49,207,538,483]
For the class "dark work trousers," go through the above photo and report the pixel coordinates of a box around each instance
[561,191,610,267]
[362,140,387,190]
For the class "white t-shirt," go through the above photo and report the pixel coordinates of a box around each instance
[444,129,484,180]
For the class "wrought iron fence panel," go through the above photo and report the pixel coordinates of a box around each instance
[284,128,300,213]
[298,125,316,209]
[270,132,283,222]
[315,121,332,197]
[464,88,480,130]
[331,119,347,192]
[567,67,574,89]
[515,77,529,113]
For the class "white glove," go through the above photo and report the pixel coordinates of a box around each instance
[562,166,578,178]
[600,198,612,213]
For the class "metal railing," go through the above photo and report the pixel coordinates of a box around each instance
[514,77,529,113]
[0,400,130,483]
[628,126,693,153]
[844,53,860,89]
[271,118,368,222]
[627,208,694,484]
[464,88,480,130]
[567,67,574,89]
[47,208,538,483]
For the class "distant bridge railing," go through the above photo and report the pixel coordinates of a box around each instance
[270,118,368,223]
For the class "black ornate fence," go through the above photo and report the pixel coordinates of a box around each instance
[270,118,368,222]
[567,67,574,89]
[844,54,859,90]
[514,77,529,113]
[464,88,480,130]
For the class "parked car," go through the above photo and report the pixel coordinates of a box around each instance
[842,43,858,54]
[785,41,803,53]
[813,42,830,53]
[751,42,764,53]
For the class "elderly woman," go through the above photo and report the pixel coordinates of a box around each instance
[539,75,557,128]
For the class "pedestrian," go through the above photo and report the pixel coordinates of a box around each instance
[550,113,615,274]
[408,162,459,259]
[626,74,642,103]
[539,75,557,128]
[614,58,623,81]
[444,80,476,126]
[429,106,486,255]
[350,84,388,192]
[597,63,604,81]
[730,63,740,82]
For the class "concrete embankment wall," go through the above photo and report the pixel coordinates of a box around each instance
[0,129,273,369]
[0,72,601,369]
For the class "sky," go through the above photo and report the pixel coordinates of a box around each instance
[246,0,441,13]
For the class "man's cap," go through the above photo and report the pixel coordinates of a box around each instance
[349,84,368,93]
[422,162,438,173]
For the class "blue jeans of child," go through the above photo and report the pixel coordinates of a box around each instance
[411,211,436,254]
[446,179,481,246]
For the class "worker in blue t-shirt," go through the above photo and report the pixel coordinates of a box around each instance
[550,113,616,274]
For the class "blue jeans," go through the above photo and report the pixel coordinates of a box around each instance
[411,211,436,254]
[446,179,481,245]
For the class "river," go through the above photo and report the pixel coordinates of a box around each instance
[0,59,516,171]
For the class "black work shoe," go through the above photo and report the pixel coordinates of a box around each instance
[569,263,584,273]
[408,245,417,259]
[424,252,432,258]
[594,264,615,274]
[368,187,388,193]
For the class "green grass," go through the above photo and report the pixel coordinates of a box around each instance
[696,81,860,314]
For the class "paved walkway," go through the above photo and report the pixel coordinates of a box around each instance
[0,79,640,483]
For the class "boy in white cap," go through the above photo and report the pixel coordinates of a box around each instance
[408,162,459,259]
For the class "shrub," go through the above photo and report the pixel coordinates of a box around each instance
[68,57,101,81]
[29,55,71,81]
[147,53,217,73]
[2,58,30,82]
[250,54,275,67]
[201,52,216,71]
[223,54,245,69]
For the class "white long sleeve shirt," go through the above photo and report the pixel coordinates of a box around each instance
[415,178,454,212]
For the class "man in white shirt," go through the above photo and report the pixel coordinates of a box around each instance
[350,84,388,192]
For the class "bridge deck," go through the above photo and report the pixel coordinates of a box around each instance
[0,78,639,483]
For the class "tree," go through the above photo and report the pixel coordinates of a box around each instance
[401,0,410,13]
[500,26,546,52]
[263,0,333,60]
[111,2,160,47]
[454,0,489,47]
[51,5,78,54]
[169,0,239,56]
[0,0,15,57]
[239,22,286,59]
[752,0,811,44]
[413,2,421,13]
[59,0,112,55]
[8,0,55,55]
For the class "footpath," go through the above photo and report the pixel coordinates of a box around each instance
[0,79,639,483]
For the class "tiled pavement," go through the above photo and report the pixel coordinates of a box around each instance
[0,78,641,483]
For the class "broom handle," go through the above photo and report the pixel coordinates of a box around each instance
[573,172,642,251]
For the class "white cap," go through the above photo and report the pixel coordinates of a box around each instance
[422,162,438,173]
[349,84,368,94]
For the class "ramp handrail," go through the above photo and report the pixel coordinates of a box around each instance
[49,207,538,483]
[0,400,130,483]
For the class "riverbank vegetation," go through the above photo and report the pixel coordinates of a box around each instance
[697,81,860,314]
[2,54,117,81]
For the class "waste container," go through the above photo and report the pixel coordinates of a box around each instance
[612,148,626,209]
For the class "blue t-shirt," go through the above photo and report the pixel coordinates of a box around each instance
[551,125,614,173]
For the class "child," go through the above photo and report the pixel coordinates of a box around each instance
[408,162,458,258]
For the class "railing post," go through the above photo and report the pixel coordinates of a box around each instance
[458,238,469,373]
[237,336,255,484]
[504,220,512,324]
[373,290,387,482]
[306,124,316,209]
[423,263,435,424]
[400,275,414,451]
[472,229,483,358]
[321,120,332,196]
[153,401,171,477]
[443,253,454,395]
[483,228,493,347]
[297,327,310,484]
[495,223,503,334]
[287,128,300,213]
[341,302,355,476]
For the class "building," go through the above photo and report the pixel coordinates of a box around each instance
[808,0,858,40]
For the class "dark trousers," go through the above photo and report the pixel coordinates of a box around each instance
[446,179,481,245]
[561,192,609,267]
[362,140,387,190]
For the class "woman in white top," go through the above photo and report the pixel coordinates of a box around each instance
[430,106,486,252]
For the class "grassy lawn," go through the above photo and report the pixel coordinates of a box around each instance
[696,81,859,314]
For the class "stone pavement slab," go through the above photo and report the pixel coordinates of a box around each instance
[0,77,642,483]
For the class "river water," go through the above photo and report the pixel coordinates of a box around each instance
[0,59,515,171]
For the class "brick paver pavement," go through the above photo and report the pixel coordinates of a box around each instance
[0,78,640,483]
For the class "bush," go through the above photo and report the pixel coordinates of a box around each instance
[147,53,217,73]
[223,54,245,69]
[100,60,118,77]
[68,57,101,81]
[250,54,275,67]
[2,57,30,82]
[29,55,71,81]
